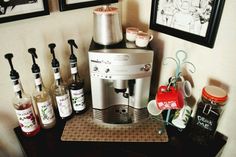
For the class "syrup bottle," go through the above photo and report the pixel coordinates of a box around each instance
[49,43,73,120]
[5,53,40,137]
[67,39,86,114]
[28,48,56,129]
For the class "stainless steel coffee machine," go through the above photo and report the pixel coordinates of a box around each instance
[88,40,154,124]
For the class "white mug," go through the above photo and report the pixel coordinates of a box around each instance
[126,27,139,42]
[147,100,162,116]
[135,32,153,47]
[171,104,192,129]
[176,80,192,98]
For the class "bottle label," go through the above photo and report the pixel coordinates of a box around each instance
[12,79,21,93]
[35,78,42,86]
[37,101,55,125]
[13,84,21,93]
[56,94,72,118]
[54,72,61,80]
[71,89,85,111]
[15,106,39,133]
[53,67,61,80]
[70,66,78,75]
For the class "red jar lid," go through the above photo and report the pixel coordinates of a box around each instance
[202,85,227,105]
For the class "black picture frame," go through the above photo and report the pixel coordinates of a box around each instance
[149,0,225,48]
[59,0,118,11]
[0,0,49,24]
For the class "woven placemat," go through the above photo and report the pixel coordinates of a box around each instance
[61,109,168,142]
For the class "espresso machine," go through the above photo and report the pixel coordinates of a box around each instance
[88,40,154,124]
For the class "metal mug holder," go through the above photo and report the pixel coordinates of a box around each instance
[151,50,196,134]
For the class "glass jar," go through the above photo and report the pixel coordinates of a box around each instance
[189,85,227,145]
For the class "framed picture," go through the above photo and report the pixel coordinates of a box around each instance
[149,0,225,48]
[59,0,118,11]
[0,0,49,24]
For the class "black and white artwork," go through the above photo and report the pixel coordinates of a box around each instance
[0,0,49,24]
[59,0,118,11]
[156,0,213,37]
[150,0,225,48]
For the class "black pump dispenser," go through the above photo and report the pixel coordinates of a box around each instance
[4,53,19,80]
[28,48,40,73]
[48,43,59,68]
[68,39,78,63]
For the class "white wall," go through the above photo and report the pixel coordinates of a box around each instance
[0,0,235,156]
[123,0,236,157]
[0,1,119,156]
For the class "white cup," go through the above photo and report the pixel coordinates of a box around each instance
[171,104,192,129]
[176,80,192,98]
[135,32,153,47]
[147,100,162,116]
[126,27,139,42]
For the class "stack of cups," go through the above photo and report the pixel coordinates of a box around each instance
[126,27,153,48]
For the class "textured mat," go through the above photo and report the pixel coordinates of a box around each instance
[61,109,168,142]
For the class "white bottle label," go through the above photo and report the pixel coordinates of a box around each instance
[71,89,85,111]
[56,94,72,118]
[37,101,55,125]
[13,84,21,93]
[71,67,78,75]
[15,107,38,133]
[54,72,61,80]
[35,78,42,86]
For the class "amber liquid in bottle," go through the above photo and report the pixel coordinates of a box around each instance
[33,73,56,129]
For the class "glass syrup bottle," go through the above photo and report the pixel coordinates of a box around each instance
[28,48,56,129]
[5,53,40,137]
[67,39,86,114]
[49,43,73,121]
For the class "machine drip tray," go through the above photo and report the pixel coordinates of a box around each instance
[93,105,149,124]
[61,108,168,142]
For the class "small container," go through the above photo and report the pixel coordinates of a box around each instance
[190,85,227,145]
[93,5,123,45]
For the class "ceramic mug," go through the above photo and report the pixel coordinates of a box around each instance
[172,104,192,129]
[176,79,192,98]
[147,100,162,116]
[156,86,184,110]
[126,27,139,42]
[135,31,153,47]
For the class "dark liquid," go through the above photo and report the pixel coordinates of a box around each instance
[69,81,86,114]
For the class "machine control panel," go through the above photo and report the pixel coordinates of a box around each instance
[88,49,153,80]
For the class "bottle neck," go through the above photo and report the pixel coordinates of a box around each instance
[53,67,63,86]
[70,62,80,81]
[12,79,24,99]
[55,78,62,86]
[34,72,44,92]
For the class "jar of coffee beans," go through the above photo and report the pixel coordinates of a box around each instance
[189,85,227,145]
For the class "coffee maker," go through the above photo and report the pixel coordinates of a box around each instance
[88,40,154,124]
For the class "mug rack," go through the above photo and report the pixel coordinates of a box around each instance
[153,50,196,133]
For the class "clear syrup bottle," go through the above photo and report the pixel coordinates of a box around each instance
[67,39,86,114]
[5,53,40,137]
[28,48,56,129]
[49,43,73,121]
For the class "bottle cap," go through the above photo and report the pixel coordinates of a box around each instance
[68,39,78,63]
[28,48,40,73]
[48,43,59,68]
[4,53,19,80]
[202,85,227,104]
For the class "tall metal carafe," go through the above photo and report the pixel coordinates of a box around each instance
[93,5,123,45]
